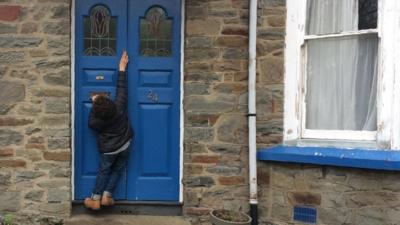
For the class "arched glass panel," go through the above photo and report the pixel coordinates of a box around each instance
[140,7,172,57]
[83,5,117,56]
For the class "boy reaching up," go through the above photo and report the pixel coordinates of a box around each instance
[84,50,134,210]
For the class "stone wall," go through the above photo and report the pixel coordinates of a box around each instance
[258,163,400,225]
[183,0,251,224]
[0,0,71,224]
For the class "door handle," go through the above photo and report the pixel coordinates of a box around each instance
[96,75,105,80]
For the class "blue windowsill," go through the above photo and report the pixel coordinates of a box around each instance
[257,145,400,171]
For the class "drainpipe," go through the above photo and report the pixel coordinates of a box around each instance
[248,0,258,224]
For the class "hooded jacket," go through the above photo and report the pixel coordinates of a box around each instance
[88,71,134,154]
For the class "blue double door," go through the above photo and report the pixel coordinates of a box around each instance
[74,0,181,201]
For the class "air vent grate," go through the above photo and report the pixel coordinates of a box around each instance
[293,206,317,224]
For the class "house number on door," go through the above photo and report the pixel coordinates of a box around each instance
[147,90,159,103]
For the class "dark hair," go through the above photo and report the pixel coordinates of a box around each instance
[92,95,116,120]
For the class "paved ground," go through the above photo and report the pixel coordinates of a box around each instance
[64,214,192,225]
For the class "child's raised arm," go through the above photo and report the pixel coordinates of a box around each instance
[115,50,129,110]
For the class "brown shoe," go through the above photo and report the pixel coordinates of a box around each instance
[101,194,115,206]
[84,198,101,210]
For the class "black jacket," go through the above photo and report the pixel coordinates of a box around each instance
[88,71,134,154]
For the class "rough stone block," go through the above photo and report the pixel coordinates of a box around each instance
[221,26,248,36]
[38,115,70,127]
[191,155,220,164]
[186,49,219,62]
[352,208,386,225]
[318,207,352,225]
[0,159,26,167]
[185,72,222,82]
[37,179,69,189]
[184,82,210,96]
[206,165,241,175]
[49,168,70,178]
[213,60,242,72]
[0,147,13,156]
[16,171,45,181]
[47,138,70,150]
[186,114,220,127]
[0,117,34,126]
[39,203,70,215]
[0,51,24,62]
[0,191,21,212]
[215,36,248,48]
[218,176,245,186]
[185,127,214,142]
[0,5,21,21]
[259,0,286,7]
[186,37,213,48]
[216,115,247,144]
[31,87,70,97]
[287,192,321,206]
[0,171,11,185]
[18,104,42,116]
[10,70,37,81]
[185,95,236,113]
[186,19,221,36]
[213,83,247,94]
[48,189,69,203]
[0,37,42,48]
[257,40,284,57]
[0,23,17,34]
[34,59,69,70]
[260,56,284,84]
[25,190,44,202]
[185,207,211,216]
[21,22,38,34]
[184,176,215,187]
[51,5,70,19]
[207,144,242,154]
[0,129,23,147]
[43,151,70,161]
[184,164,204,175]
[258,27,285,40]
[42,21,70,35]
[45,97,70,114]
[43,70,71,86]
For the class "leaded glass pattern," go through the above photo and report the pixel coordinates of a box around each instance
[84,5,117,56]
[140,7,172,57]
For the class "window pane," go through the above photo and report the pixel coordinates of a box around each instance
[306,0,377,35]
[305,34,378,131]
[83,5,116,56]
[140,7,172,57]
[359,0,378,30]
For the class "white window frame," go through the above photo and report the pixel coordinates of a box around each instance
[284,0,400,149]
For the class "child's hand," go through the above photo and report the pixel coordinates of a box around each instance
[119,50,129,72]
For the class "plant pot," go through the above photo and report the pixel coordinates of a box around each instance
[210,209,252,225]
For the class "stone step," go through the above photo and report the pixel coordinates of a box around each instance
[64,214,192,225]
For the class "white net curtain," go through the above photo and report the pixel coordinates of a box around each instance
[305,0,378,131]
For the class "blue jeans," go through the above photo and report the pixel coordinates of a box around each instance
[93,149,130,195]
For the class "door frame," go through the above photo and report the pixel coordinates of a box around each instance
[70,0,186,202]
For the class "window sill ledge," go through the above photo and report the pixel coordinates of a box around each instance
[257,145,400,171]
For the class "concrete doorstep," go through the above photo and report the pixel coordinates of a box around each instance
[64,214,192,225]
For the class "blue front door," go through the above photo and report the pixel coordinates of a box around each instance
[75,0,181,201]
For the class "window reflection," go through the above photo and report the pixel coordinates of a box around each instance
[358,0,378,30]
